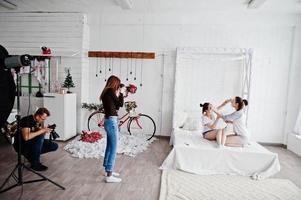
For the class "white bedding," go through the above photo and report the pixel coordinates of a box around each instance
[161,128,281,179]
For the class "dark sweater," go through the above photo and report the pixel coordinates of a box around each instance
[101,88,124,118]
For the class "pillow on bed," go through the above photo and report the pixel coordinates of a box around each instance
[182,116,202,131]
[173,111,188,128]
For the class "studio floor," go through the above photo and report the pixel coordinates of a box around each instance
[0,137,300,200]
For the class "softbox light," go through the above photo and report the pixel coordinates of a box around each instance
[0,45,16,127]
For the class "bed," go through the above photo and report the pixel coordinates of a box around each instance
[161,128,280,180]
[161,47,280,180]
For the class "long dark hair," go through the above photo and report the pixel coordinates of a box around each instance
[235,96,248,111]
[200,102,210,114]
[100,75,121,100]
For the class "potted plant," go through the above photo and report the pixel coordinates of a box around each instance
[62,69,75,93]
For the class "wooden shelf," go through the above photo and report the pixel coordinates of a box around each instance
[12,51,81,58]
[88,51,155,59]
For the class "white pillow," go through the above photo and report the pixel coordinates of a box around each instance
[182,116,202,131]
[173,111,188,128]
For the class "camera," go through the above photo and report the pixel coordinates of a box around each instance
[47,124,60,141]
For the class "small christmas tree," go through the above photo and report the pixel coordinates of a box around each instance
[62,69,75,93]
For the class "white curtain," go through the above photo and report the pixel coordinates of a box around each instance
[294,107,301,135]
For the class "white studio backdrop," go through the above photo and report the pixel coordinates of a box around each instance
[173,47,252,129]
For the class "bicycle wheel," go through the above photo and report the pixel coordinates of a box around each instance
[128,114,156,140]
[87,111,105,132]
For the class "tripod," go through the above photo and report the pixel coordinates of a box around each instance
[0,68,65,193]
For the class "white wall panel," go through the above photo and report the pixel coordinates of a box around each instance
[284,26,301,142]
[88,12,301,142]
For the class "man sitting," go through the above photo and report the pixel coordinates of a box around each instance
[13,107,58,171]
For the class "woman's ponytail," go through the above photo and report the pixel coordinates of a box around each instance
[243,99,248,106]
[200,102,210,114]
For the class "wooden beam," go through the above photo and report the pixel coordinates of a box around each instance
[88,51,155,59]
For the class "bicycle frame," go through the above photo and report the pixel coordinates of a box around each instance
[95,111,142,130]
[118,112,131,127]
[119,112,143,130]
[88,109,156,140]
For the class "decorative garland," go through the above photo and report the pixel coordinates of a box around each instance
[82,103,103,111]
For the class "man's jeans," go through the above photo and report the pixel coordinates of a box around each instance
[103,116,118,173]
[14,134,58,166]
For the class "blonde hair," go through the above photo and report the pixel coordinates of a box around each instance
[100,75,121,100]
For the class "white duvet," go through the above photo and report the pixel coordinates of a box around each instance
[161,128,281,180]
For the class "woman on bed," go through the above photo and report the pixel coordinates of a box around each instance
[214,96,249,147]
[200,102,221,141]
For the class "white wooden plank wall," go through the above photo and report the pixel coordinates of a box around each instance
[0,12,89,133]
[0,13,84,53]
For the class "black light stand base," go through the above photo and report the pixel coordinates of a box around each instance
[0,68,65,194]
[0,161,65,193]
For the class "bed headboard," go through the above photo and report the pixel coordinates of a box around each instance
[172,47,253,129]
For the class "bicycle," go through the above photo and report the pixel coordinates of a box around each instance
[87,101,156,141]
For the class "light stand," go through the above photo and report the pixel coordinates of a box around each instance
[0,67,65,193]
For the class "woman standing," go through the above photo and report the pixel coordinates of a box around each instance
[100,75,126,183]
[214,96,249,147]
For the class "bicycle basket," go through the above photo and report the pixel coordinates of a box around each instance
[125,101,137,113]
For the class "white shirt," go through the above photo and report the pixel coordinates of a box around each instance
[202,114,215,133]
[223,110,250,139]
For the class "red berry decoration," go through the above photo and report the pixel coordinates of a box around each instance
[80,130,103,143]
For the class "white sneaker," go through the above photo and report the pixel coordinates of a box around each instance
[104,172,120,177]
[105,176,122,183]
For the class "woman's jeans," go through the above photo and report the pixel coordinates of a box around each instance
[103,116,118,173]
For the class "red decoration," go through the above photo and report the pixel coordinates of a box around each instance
[41,46,52,55]
[127,84,137,94]
[80,130,103,143]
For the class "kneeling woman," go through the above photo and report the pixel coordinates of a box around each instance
[214,97,249,147]
[200,103,221,140]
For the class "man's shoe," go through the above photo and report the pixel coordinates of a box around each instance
[105,176,122,183]
[31,163,48,171]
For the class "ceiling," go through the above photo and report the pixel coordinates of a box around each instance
[0,0,301,14]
